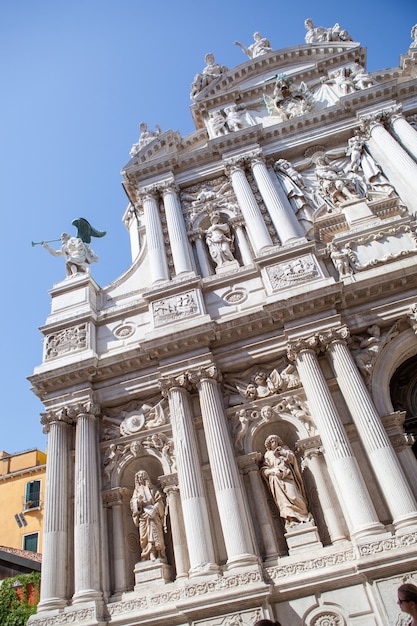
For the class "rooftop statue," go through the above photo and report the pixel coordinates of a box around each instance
[234,31,273,59]
[190,53,228,100]
[130,122,162,157]
[410,24,417,48]
[40,217,106,278]
[304,18,352,44]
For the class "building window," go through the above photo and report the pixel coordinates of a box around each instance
[23,533,38,553]
[24,480,41,510]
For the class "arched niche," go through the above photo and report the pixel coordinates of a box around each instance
[370,328,417,415]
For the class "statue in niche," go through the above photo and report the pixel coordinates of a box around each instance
[190,53,227,100]
[261,434,312,529]
[234,31,273,59]
[274,159,314,234]
[130,122,162,157]
[224,104,255,131]
[346,131,365,173]
[304,18,352,44]
[344,133,394,197]
[205,212,236,266]
[130,470,166,561]
[233,408,250,452]
[315,156,360,205]
[328,243,354,279]
[264,75,315,121]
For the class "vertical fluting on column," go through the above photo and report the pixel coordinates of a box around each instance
[232,219,253,266]
[390,109,417,161]
[191,230,212,277]
[302,445,348,543]
[38,411,73,611]
[139,187,170,282]
[250,153,303,243]
[320,328,417,530]
[104,489,129,594]
[288,338,385,538]
[243,457,281,559]
[360,110,417,214]
[224,156,273,254]
[189,366,258,568]
[160,378,218,576]
[161,478,190,579]
[161,181,195,275]
[73,405,103,603]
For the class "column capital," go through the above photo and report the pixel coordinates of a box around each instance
[102,487,130,508]
[159,373,191,396]
[40,401,99,433]
[287,335,320,361]
[138,184,161,202]
[159,178,179,195]
[359,104,402,132]
[223,148,262,172]
[187,364,220,386]
[318,325,350,350]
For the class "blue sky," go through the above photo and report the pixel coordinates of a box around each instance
[1,0,415,454]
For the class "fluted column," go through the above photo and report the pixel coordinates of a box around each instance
[73,403,103,603]
[188,365,258,568]
[232,218,253,266]
[288,338,385,539]
[224,156,273,254]
[161,180,195,276]
[250,153,303,243]
[319,327,417,531]
[103,488,129,594]
[37,409,74,611]
[161,476,190,579]
[191,230,212,277]
[390,108,417,161]
[139,187,169,282]
[160,377,218,576]
[301,441,348,543]
[360,109,417,214]
[239,454,282,560]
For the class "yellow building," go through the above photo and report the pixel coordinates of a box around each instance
[0,449,46,554]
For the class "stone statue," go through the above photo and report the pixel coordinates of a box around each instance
[224,104,255,131]
[234,408,249,452]
[346,131,365,172]
[274,159,314,233]
[315,156,359,205]
[234,32,273,59]
[329,243,353,279]
[261,434,312,529]
[349,61,375,90]
[322,67,355,96]
[130,122,162,157]
[42,232,99,278]
[207,110,229,137]
[250,370,280,398]
[304,18,352,44]
[410,24,417,49]
[190,53,227,100]
[352,323,399,379]
[205,212,235,266]
[130,470,166,561]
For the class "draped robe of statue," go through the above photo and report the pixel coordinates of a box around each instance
[130,471,166,560]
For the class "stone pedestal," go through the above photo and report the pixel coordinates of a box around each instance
[134,560,172,588]
[342,199,376,226]
[284,522,323,555]
[215,259,240,274]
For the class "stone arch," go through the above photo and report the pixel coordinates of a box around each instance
[370,328,417,415]
[248,404,311,453]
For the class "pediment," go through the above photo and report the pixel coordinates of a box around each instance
[122,129,182,171]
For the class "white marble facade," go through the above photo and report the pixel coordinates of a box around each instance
[29,20,417,626]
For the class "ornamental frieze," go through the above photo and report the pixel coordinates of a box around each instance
[265,255,320,291]
[44,323,88,360]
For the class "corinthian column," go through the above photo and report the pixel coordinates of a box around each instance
[360,109,417,214]
[224,156,273,254]
[37,409,74,611]
[139,187,169,282]
[73,403,103,604]
[319,327,417,532]
[160,476,190,579]
[188,365,258,569]
[250,152,303,243]
[161,180,195,276]
[390,107,417,161]
[287,338,385,539]
[159,376,218,576]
